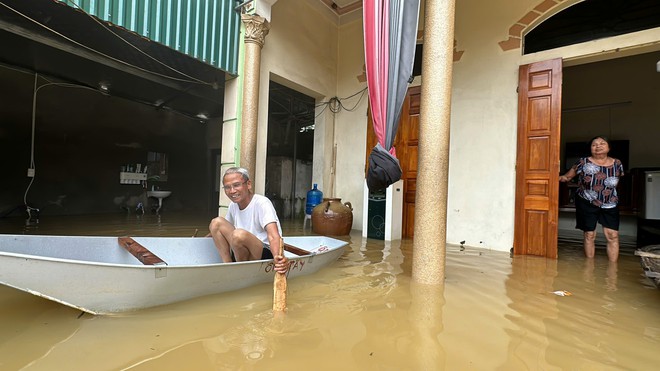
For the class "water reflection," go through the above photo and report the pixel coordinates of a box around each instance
[582,258,619,292]
[502,255,558,370]
[504,252,660,370]
[0,214,658,370]
[409,283,446,369]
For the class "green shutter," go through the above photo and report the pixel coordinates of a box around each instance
[61,0,239,74]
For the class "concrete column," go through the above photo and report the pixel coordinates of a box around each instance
[239,14,270,179]
[412,0,455,285]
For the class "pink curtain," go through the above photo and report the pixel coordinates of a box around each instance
[363,0,390,153]
[364,0,420,157]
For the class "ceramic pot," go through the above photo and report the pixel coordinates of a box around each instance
[311,198,353,236]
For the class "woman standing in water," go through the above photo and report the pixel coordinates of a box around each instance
[560,136,625,262]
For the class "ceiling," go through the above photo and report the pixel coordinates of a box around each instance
[0,0,227,122]
[327,0,360,7]
[0,0,364,122]
[320,0,362,16]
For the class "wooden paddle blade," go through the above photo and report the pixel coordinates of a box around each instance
[273,271,287,311]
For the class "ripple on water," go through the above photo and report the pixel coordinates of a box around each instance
[0,216,659,370]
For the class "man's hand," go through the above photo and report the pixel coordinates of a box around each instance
[274,255,289,274]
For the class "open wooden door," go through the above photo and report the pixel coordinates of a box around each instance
[513,59,562,258]
[399,87,420,238]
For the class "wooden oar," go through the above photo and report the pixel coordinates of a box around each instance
[273,237,287,312]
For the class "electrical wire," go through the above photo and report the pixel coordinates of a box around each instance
[315,87,368,114]
[22,77,219,214]
[270,86,368,130]
[23,73,107,208]
[337,87,368,112]
[0,2,212,85]
[0,61,34,75]
[273,86,369,133]
[24,73,38,208]
[314,104,328,119]
[66,1,215,87]
[19,74,211,210]
[0,63,216,123]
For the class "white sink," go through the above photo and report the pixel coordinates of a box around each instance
[147,191,172,199]
[147,191,172,214]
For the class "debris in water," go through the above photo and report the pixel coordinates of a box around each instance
[551,290,573,297]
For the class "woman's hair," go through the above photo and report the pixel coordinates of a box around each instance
[589,135,610,146]
[224,167,250,181]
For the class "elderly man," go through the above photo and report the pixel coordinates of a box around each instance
[209,167,288,273]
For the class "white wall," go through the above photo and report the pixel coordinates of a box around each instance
[445,0,526,250]
[333,18,370,228]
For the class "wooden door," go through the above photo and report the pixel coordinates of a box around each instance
[399,87,420,238]
[513,59,562,258]
[366,86,420,238]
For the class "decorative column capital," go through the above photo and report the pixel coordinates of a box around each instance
[241,14,270,48]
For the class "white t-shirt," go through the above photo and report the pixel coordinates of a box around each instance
[224,194,282,245]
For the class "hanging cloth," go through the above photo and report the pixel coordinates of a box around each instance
[363,0,420,191]
[367,142,402,192]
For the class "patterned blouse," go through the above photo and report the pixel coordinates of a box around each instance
[573,157,624,208]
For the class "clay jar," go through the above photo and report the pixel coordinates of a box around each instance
[311,198,353,236]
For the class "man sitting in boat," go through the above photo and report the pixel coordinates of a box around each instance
[209,167,289,273]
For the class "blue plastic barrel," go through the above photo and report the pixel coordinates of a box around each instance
[305,184,323,215]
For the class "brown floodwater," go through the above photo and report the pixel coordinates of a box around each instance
[0,212,658,370]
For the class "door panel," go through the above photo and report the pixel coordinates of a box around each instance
[514,59,562,258]
[398,87,420,238]
[404,178,416,237]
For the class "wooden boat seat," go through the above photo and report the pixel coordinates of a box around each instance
[118,237,167,265]
[283,242,311,256]
[117,237,307,264]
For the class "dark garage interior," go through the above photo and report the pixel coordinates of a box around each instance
[0,0,227,219]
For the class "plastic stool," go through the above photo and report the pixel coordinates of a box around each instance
[303,213,312,229]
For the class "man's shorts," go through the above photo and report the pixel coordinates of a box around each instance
[575,196,620,231]
[261,244,274,259]
[231,243,273,262]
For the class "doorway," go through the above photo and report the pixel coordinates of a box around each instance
[514,50,660,257]
[558,50,660,251]
[515,0,660,257]
[265,81,316,220]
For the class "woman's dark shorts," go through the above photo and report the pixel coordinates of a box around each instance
[231,243,274,262]
[574,196,620,231]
